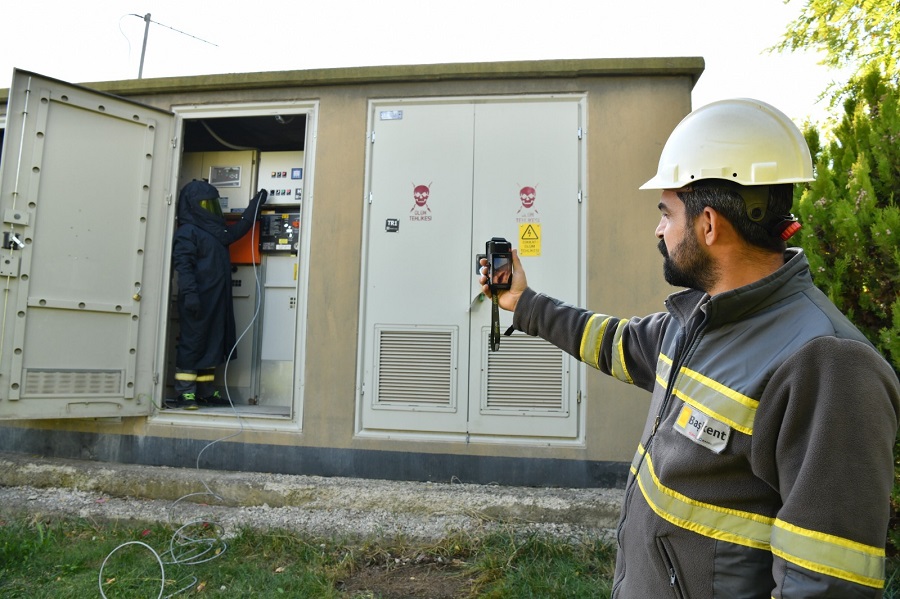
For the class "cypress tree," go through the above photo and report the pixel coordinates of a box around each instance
[794,68,900,373]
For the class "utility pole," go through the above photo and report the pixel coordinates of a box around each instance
[138,13,151,79]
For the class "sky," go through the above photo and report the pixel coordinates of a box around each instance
[1,0,842,125]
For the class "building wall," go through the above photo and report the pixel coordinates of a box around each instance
[0,60,701,486]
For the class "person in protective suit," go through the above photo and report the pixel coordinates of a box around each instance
[167,180,268,410]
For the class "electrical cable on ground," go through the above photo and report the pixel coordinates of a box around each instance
[98,193,266,598]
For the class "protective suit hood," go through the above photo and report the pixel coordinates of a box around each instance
[177,180,229,242]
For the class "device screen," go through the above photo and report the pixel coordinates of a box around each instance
[491,254,512,287]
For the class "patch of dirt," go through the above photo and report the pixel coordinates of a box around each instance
[337,561,474,599]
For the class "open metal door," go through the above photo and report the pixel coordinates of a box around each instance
[0,70,175,419]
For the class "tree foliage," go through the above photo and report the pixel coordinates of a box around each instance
[793,68,900,372]
[777,0,900,84]
[780,1,900,372]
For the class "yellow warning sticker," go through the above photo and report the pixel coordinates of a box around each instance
[519,223,541,257]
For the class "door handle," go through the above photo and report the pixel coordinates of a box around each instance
[468,292,485,313]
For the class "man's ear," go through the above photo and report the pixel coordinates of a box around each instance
[699,206,720,247]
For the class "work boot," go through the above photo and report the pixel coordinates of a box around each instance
[199,390,230,406]
[165,392,199,410]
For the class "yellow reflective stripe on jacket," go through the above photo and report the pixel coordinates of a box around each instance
[196,373,215,382]
[630,444,886,589]
[174,372,197,381]
[656,353,673,388]
[656,353,758,435]
[631,444,774,551]
[674,366,757,435]
[772,519,885,589]
[611,320,633,384]
[579,314,611,371]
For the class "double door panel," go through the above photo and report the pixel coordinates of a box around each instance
[360,97,582,439]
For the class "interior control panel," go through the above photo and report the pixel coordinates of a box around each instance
[259,211,300,254]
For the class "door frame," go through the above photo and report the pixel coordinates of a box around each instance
[355,94,589,446]
[152,100,319,431]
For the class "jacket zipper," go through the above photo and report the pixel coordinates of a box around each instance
[656,536,686,599]
[612,309,707,595]
[654,310,707,433]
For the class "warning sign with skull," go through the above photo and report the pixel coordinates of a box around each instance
[515,184,542,256]
[516,184,540,224]
[410,182,432,222]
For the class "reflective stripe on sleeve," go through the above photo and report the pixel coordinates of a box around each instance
[579,314,612,370]
[772,519,885,589]
[611,320,634,384]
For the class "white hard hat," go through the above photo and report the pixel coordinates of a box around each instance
[640,98,814,190]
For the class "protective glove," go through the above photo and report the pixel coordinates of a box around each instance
[184,293,201,318]
[245,189,268,220]
[251,189,268,209]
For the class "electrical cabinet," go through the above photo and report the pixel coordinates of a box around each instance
[258,254,298,407]
[359,97,584,439]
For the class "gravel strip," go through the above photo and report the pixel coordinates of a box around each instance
[0,452,623,543]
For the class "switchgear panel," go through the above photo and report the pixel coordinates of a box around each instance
[259,151,303,206]
[259,211,300,254]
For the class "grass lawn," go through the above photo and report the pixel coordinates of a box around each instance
[0,514,616,598]
[1,513,897,598]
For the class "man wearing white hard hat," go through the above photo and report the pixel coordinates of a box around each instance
[480,99,900,598]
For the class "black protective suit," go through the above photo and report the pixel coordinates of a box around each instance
[173,181,266,373]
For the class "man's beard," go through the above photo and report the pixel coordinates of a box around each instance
[658,234,717,292]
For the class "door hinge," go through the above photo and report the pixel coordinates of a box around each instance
[166,193,173,205]
[577,190,583,203]
[153,372,159,385]
[577,127,583,140]
[577,390,582,404]
[367,192,373,204]
[0,253,21,277]
[171,137,178,148]
[368,131,375,143]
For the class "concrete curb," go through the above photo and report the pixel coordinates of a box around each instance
[0,451,624,538]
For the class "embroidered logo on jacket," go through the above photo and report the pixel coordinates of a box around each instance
[673,404,731,453]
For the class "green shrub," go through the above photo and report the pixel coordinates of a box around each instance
[792,67,900,552]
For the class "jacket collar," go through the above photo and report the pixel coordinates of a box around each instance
[665,248,812,328]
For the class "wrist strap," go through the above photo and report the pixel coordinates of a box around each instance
[490,294,501,352]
